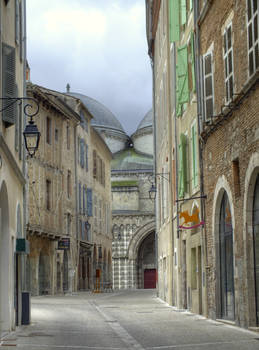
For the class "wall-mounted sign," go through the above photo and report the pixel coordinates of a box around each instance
[58,238,70,250]
[179,208,204,229]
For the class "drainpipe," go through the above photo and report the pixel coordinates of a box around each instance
[22,0,27,292]
[194,0,209,317]
[173,41,180,309]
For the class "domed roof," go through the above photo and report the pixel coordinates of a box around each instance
[67,92,126,134]
[111,148,153,171]
[137,109,153,130]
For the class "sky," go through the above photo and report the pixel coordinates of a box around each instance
[26,0,152,135]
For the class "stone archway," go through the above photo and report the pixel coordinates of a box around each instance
[127,221,156,289]
[0,181,11,332]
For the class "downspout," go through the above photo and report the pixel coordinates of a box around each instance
[22,0,27,292]
[150,55,158,292]
[194,0,209,317]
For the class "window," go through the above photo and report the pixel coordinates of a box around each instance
[2,43,16,126]
[83,185,86,214]
[85,144,88,172]
[78,182,81,213]
[67,123,70,150]
[87,188,93,216]
[46,117,51,144]
[223,24,234,103]
[80,139,85,168]
[67,213,71,236]
[67,171,71,199]
[169,0,180,42]
[46,180,51,210]
[247,0,258,76]
[176,45,189,116]
[203,51,214,120]
[15,0,20,44]
[55,128,58,142]
[178,133,188,198]
[93,150,97,179]
[191,123,198,189]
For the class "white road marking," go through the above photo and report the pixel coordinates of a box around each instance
[91,302,145,350]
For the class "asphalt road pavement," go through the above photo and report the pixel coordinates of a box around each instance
[1,289,259,349]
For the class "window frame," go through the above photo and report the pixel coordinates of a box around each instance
[202,48,214,120]
[223,23,234,103]
[247,0,259,76]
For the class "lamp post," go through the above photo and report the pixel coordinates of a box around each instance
[149,183,157,201]
[0,97,40,157]
[23,117,40,157]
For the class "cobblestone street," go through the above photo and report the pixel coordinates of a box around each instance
[1,290,259,350]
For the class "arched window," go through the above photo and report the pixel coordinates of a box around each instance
[219,191,235,320]
[253,174,259,325]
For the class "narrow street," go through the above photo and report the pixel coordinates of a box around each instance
[1,290,259,350]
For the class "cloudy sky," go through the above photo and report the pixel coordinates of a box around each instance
[26,0,152,135]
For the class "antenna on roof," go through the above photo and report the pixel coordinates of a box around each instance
[66,83,70,93]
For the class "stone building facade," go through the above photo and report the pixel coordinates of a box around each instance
[146,0,259,331]
[26,84,80,296]
[0,0,27,333]
[198,0,259,328]
[64,91,155,290]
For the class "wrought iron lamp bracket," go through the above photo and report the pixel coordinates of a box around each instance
[0,97,39,119]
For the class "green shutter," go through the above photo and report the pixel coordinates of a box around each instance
[2,43,16,126]
[181,0,187,25]
[176,45,189,116]
[191,32,196,92]
[192,124,198,188]
[169,0,180,42]
[178,133,187,197]
[190,0,193,11]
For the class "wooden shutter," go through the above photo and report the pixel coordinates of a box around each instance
[181,0,187,26]
[176,45,189,116]
[191,32,196,92]
[178,134,187,197]
[15,0,19,44]
[93,150,97,179]
[169,0,180,43]
[79,183,82,212]
[2,43,16,126]
[83,185,86,214]
[87,188,93,216]
[191,124,198,188]
[85,144,88,171]
[80,139,85,168]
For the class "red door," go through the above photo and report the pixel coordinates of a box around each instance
[144,269,156,289]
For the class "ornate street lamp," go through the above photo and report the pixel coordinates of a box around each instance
[149,183,157,201]
[0,97,40,157]
[23,117,40,157]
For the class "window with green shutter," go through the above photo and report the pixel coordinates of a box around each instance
[178,133,188,197]
[176,45,189,116]
[181,0,187,26]
[191,32,196,92]
[169,0,180,42]
[2,43,16,126]
[191,123,198,189]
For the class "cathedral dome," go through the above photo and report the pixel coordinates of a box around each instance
[67,92,126,135]
[131,109,153,157]
[137,109,153,131]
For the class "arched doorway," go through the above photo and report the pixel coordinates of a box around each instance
[219,191,235,320]
[253,174,259,325]
[137,232,156,289]
[0,182,10,331]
